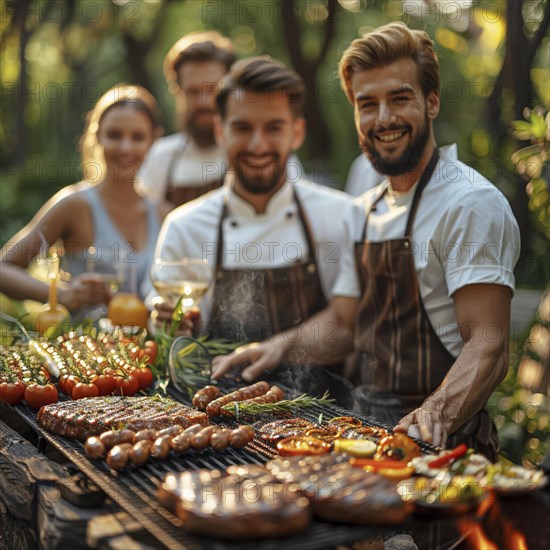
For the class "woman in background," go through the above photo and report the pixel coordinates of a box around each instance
[0,84,166,314]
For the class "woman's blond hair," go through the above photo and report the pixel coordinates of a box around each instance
[79,84,161,179]
[339,22,439,102]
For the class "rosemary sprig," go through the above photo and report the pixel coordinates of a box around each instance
[221,391,334,418]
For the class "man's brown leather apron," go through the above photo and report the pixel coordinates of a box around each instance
[208,186,353,405]
[165,137,223,207]
[208,186,327,342]
[353,149,499,459]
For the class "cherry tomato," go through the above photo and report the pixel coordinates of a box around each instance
[128,346,140,361]
[24,383,58,410]
[92,374,116,396]
[143,341,158,364]
[64,375,80,398]
[0,380,26,405]
[276,436,332,457]
[115,374,140,396]
[131,366,153,391]
[72,382,100,400]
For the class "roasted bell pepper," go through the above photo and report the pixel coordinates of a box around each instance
[427,443,468,468]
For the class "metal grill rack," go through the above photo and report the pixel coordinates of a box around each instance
[12,385,440,550]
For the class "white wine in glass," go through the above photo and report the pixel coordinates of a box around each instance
[150,259,211,310]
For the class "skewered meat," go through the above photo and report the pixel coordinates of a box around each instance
[205,381,270,416]
[192,385,221,410]
[258,418,318,442]
[37,396,208,440]
[156,468,310,539]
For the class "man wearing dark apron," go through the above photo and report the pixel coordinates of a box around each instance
[138,31,235,208]
[214,24,520,459]
[337,23,519,458]
[152,57,354,403]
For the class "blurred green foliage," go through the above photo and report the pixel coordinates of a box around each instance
[2,0,549,276]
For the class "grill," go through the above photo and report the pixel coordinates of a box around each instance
[12,383,444,550]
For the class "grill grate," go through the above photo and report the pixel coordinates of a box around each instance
[12,384,440,549]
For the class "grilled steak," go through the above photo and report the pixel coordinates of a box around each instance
[37,396,208,440]
[266,454,411,525]
[157,467,310,539]
[257,418,318,441]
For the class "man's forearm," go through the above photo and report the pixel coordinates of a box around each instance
[422,338,508,434]
[282,304,356,366]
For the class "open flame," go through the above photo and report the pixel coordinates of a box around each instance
[456,492,529,550]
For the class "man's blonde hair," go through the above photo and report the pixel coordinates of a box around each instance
[338,22,439,102]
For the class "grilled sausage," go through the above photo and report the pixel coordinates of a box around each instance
[230,427,254,449]
[206,381,270,416]
[129,440,153,466]
[100,429,135,449]
[238,385,285,406]
[84,436,107,459]
[151,435,172,460]
[191,426,216,450]
[237,425,255,441]
[106,443,133,470]
[210,429,231,452]
[158,425,185,438]
[133,428,158,443]
[192,385,221,410]
[170,424,204,453]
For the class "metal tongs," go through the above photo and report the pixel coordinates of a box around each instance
[0,311,60,377]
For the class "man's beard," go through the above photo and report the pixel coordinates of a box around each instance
[359,112,430,177]
[186,108,216,148]
[234,154,286,194]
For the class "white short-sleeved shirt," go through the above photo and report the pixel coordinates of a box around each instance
[333,145,521,358]
[151,177,353,322]
[345,155,385,197]
[138,133,226,205]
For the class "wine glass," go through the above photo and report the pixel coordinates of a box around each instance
[150,258,211,311]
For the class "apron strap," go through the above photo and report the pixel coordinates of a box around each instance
[358,148,440,242]
[215,190,230,271]
[360,183,389,242]
[404,148,440,238]
[292,186,319,264]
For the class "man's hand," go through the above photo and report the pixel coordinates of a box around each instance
[394,406,448,448]
[212,340,289,382]
[151,303,201,337]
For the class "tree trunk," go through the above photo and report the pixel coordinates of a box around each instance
[280,0,338,162]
